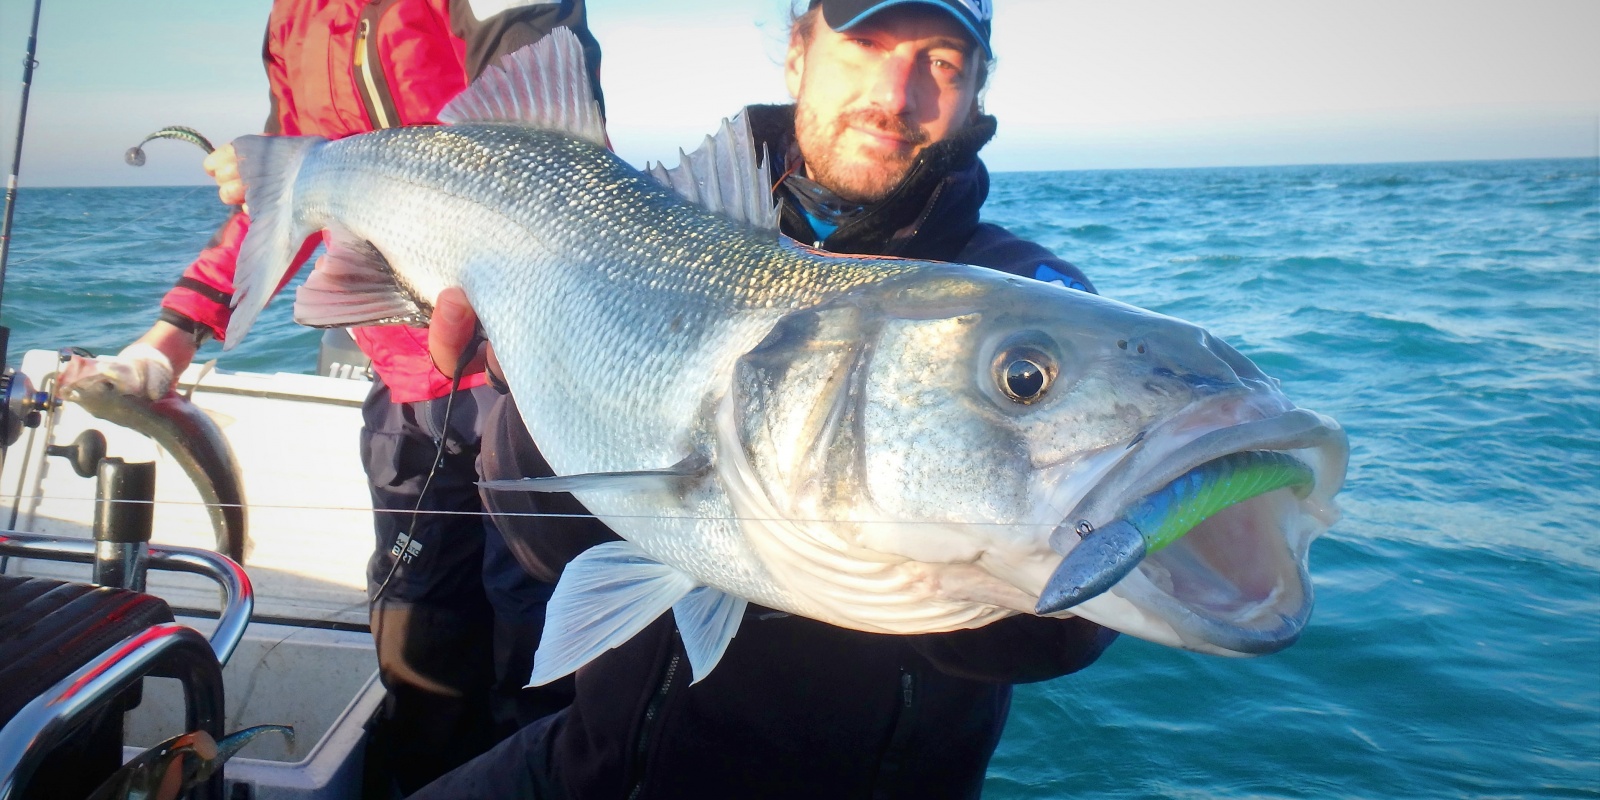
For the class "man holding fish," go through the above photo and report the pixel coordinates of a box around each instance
[412,1,1121,796]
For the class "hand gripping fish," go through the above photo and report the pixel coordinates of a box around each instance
[220,30,1348,684]
[60,370,250,563]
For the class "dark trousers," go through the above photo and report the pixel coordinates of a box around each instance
[359,378,566,795]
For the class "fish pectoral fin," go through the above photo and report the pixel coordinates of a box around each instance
[645,112,778,232]
[437,28,606,147]
[292,224,429,328]
[672,586,746,684]
[529,541,695,686]
[481,453,708,495]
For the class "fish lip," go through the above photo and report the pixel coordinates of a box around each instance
[1048,404,1348,556]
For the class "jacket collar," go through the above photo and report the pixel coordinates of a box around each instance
[744,104,996,259]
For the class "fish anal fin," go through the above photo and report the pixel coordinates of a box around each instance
[438,28,606,147]
[672,587,746,683]
[528,541,694,686]
[292,224,429,329]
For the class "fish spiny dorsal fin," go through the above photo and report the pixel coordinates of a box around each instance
[646,111,779,233]
[438,27,606,147]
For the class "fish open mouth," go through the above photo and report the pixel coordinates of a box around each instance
[1037,407,1347,655]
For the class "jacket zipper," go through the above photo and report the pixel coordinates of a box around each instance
[626,651,681,800]
[871,669,919,800]
[353,16,394,129]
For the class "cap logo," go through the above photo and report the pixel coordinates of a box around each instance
[957,0,992,22]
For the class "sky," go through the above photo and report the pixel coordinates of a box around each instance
[0,0,1595,187]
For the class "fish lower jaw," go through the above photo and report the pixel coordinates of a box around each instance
[1068,487,1319,655]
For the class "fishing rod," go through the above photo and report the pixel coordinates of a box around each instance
[0,0,48,467]
[1,0,46,348]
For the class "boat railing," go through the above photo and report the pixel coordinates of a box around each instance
[0,530,253,665]
[0,531,251,799]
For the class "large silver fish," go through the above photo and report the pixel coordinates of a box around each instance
[61,373,249,563]
[224,30,1347,683]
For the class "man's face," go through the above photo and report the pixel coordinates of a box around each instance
[786,6,982,204]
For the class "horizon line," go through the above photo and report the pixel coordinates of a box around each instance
[15,153,1598,191]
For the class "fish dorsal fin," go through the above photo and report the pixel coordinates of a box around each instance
[645,112,779,232]
[438,27,606,147]
[529,541,696,686]
[184,359,217,401]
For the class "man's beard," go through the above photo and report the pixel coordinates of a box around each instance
[793,102,929,204]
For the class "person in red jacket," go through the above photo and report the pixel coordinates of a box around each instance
[78,1,603,793]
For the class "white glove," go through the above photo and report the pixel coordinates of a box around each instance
[65,343,175,400]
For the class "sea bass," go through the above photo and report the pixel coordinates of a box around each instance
[61,373,250,564]
[223,30,1347,683]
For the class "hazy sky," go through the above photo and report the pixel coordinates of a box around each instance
[0,0,1595,187]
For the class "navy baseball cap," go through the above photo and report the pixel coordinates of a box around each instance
[814,0,993,57]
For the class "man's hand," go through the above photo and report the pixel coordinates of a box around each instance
[428,287,499,381]
[204,143,246,210]
[59,343,175,400]
[59,320,208,399]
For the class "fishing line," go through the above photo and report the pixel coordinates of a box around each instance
[0,492,1073,531]
[369,332,483,606]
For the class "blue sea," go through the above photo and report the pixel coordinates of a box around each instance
[3,158,1598,797]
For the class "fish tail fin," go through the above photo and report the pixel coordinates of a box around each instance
[225,134,325,349]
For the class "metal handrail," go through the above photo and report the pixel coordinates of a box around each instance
[0,530,253,664]
[0,623,225,800]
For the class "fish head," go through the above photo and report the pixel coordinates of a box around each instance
[59,371,129,419]
[725,266,1347,654]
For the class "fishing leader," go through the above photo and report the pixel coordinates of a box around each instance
[416,1,1118,797]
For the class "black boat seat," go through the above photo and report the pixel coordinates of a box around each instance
[0,574,227,799]
[0,574,175,726]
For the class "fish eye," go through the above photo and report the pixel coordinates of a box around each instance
[993,344,1057,404]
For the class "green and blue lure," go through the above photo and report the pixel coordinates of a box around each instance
[1036,450,1313,614]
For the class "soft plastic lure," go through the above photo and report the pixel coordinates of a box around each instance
[125,125,215,167]
[85,724,292,799]
[1037,450,1313,613]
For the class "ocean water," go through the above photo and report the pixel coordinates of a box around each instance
[3,158,1598,797]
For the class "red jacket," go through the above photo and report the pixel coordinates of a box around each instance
[160,0,602,403]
